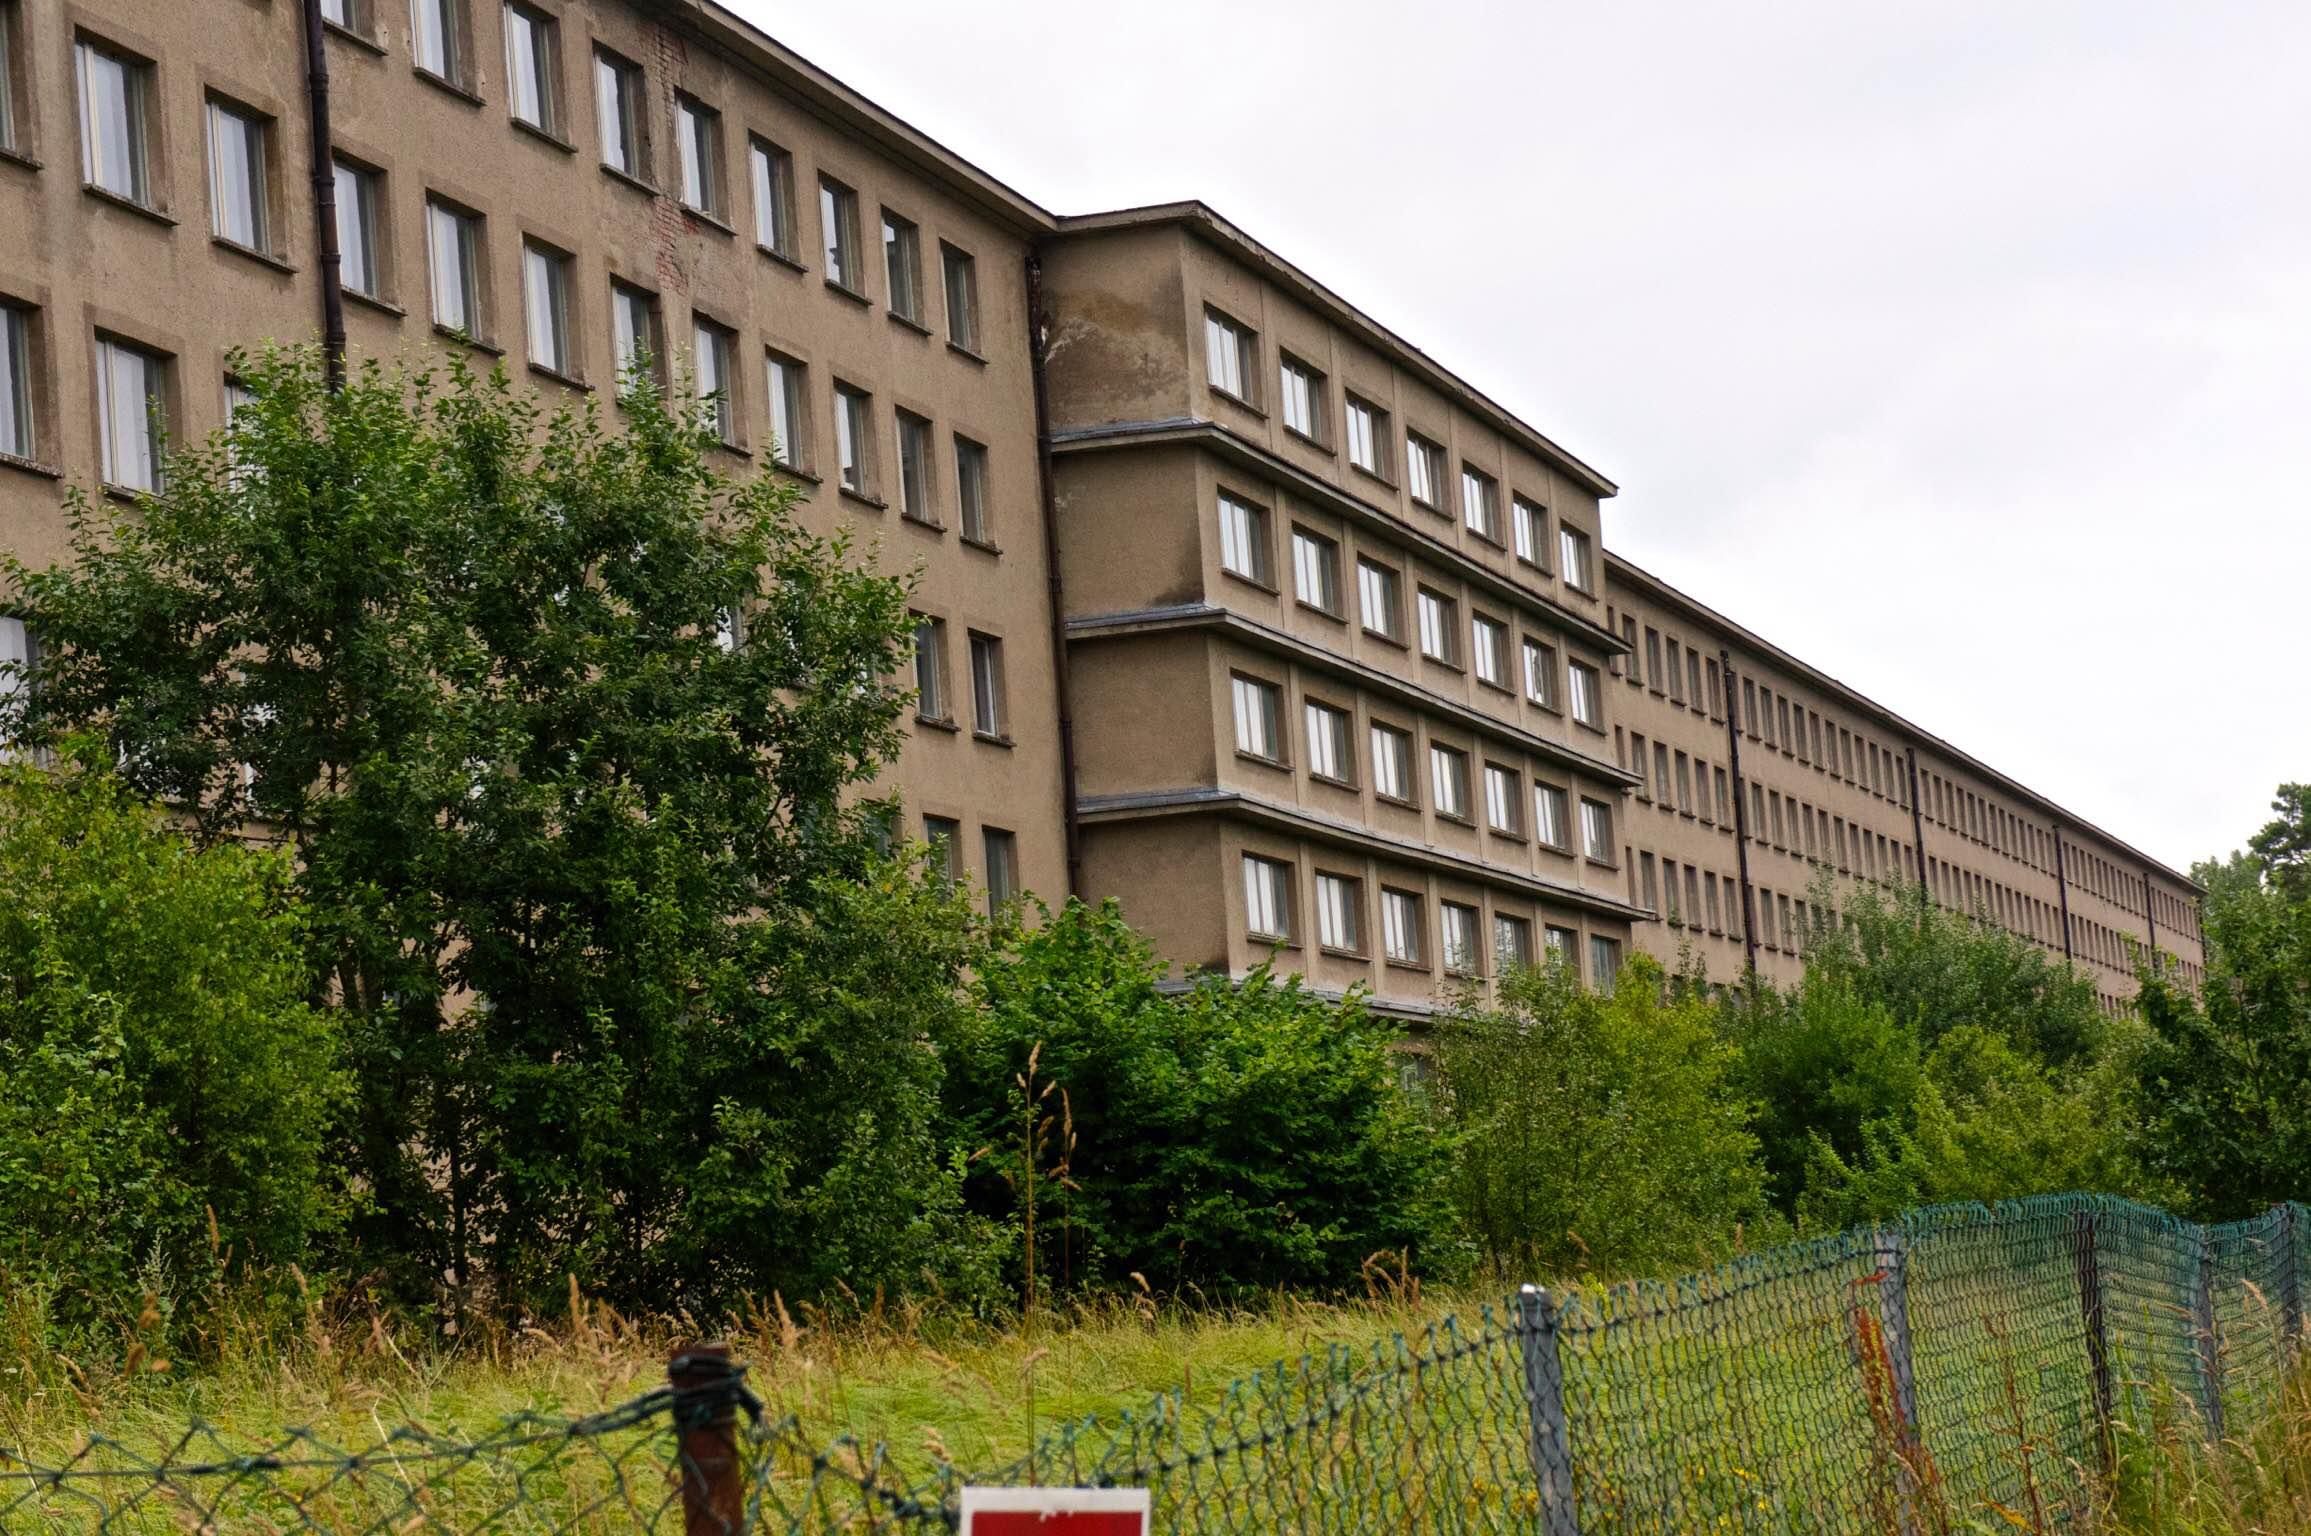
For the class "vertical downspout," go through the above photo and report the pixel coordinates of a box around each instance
[300,0,347,389]
[2053,825,2076,964]
[2142,871,2159,974]
[1026,250,1081,899]
[1718,649,1760,983]
[1905,748,1929,904]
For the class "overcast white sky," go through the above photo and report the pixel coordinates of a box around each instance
[734,0,2311,872]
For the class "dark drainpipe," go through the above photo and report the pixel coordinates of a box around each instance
[300,0,347,389]
[1718,649,1760,983]
[2053,824,2075,965]
[1026,249,1081,899]
[1905,747,1929,910]
[2142,870,2159,973]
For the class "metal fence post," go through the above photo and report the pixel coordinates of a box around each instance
[1517,1284,1580,1536]
[670,1343,746,1536]
[1874,1229,1919,1440]
[2193,1234,2226,1440]
[2072,1210,2114,1474]
[2280,1205,2304,1357]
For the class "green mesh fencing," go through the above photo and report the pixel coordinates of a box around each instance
[5,1194,2303,1532]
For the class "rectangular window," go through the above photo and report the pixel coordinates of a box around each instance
[882,210,922,323]
[1484,763,1521,836]
[1416,587,1458,664]
[1580,797,1613,863]
[412,0,464,83]
[969,632,1006,738]
[332,159,382,299]
[1494,914,1533,973]
[749,139,795,256]
[1217,492,1270,584]
[692,319,736,444]
[1370,723,1412,802]
[983,828,1019,912]
[610,281,661,387]
[1290,527,1341,614]
[1345,395,1387,476]
[95,334,166,492]
[1471,614,1508,688]
[1243,854,1292,941]
[1382,888,1423,965]
[955,435,991,543]
[941,243,980,353]
[425,198,483,337]
[206,98,271,251]
[1676,752,1694,814]
[1588,934,1620,985]
[1305,700,1352,783]
[0,304,30,459]
[1558,524,1595,592]
[1405,433,1444,508]
[1441,902,1480,975]
[1523,636,1558,708]
[522,241,573,376]
[1460,465,1500,541]
[504,2,557,132]
[1645,629,1665,693]
[1231,674,1283,762]
[1204,309,1253,401]
[1512,496,1547,567]
[911,615,948,722]
[1534,783,1569,850]
[1280,355,1323,440]
[675,95,720,215]
[594,49,645,178]
[1545,925,1576,974]
[1567,660,1602,727]
[896,409,935,522]
[765,352,806,468]
[1315,873,1362,953]
[834,384,871,492]
[923,815,962,888]
[77,39,153,205]
[1430,743,1470,820]
[0,6,17,154]
[1357,558,1403,641]
[820,177,862,291]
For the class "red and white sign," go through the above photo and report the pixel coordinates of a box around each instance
[958,1486,1152,1536]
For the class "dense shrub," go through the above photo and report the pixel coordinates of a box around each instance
[0,747,340,1316]
[1435,955,1774,1278]
[949,900,1455,1298]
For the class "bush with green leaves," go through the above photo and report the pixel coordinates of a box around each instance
[948,900,1456,1299]
[1434,954,1774,1279]
[0,746,340,1318]
[2,347,976,1315]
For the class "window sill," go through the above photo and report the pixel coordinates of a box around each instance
[0,146,41,174]
[1282,424,1332,454]
[899,512,945,532]
[102,481,156,504]
[838,485,887,511]
[1233,750,1291,773]
[1418,655,1464,675]
[528,360,592,391]
[433,323,503,356]
[213,236,297,275]
[914,714,960,733]
[1220,568,1280,598]
[0,452,62,481]
[1434,813,1476,830]
[888,311,933,338]
[1207,386,1266,420]
[1584,856,1619,872]
[1383,958,1432,975]
[83,183,176,227]
[1249,933,1301,952]
[1318,945,1368,962]
[946,340,988,367]
[1308,773,1358,793]
[1515,555,1553,579]
[1374,794,1419,812]
[1489,830,1528,846]
[959,533,1002,556]
[1525,698,1563,717]
[707,437,752,459]
[600,162,659,199]
[682,204,738,238]
[1360,626,1409,651]
[758,244,807,273]
[825,278,872,308]
[413,67,485,108]
[1409,497,1447,519]
[769,461,819,485]
[324,18,386,54]
[1349,462,1398,494]
[1476,678,1516,699]
[973,730,1015,749]
[1572,718,1608,737]
[344,288,405,317]
[511,117,577,155]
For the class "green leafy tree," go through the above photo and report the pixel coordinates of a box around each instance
[2246,784,2311,900]
[3,347,962,1313]
[950,900,1455,1297]
[0,745,339,1316]
[1435,955,1773,1278]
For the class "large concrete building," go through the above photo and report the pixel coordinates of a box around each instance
[0,0,2203,1013]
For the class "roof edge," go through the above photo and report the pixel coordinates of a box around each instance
[1054,201,1619,500]
[1605,553,2204,893]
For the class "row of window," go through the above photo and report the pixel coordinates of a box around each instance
[1201,308,1597,595]
[1240,851,1620,983]
[1215,491,1605,728]
[0,312,174,489]
[910,618,1007,741]
[1226,671,1616,861]
[921,814,1019,915]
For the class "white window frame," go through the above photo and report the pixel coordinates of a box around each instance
[1381,888,1424,965]
[1243,853,1293,941]
[1304,699,1352,783]
[1416,588,1458,665]
[1484,763,1520,836]
[206,98,270,251]
[1460,465,1499,541]
[1580,797,1614,863]
[1280,355,1322,440]
[1441,902,1480,976]
[912,614,947,722]
[77,39,152,206]
[749,138,796,256]
[1430,743,1470,820]
[1315,873,1361,953]
[1217,491,1270,584]
[1291,527,1340,614]
[969,631,1006,738]
[1345,395,1386,476]
[1371,723,1412,802]
[1204,308,1253,401]
[1471,614,1508,688]
[1568,660,1602,728]
[425,197,483,337]
[1534,783,1569,851]
[95,334,166,492]
[1231,673,1283,762]
[503,1,557,133]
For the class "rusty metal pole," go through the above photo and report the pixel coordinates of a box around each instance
[670,1344,744,1535]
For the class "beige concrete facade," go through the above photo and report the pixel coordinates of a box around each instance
[0,0,2203,1015]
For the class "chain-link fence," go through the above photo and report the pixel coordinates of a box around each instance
[5,1193,2301,1532]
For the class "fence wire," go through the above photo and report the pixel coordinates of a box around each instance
[3,1193,2301,1533]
